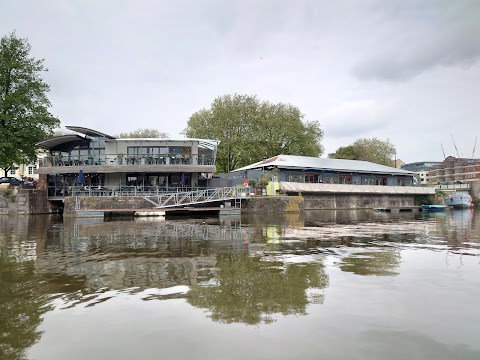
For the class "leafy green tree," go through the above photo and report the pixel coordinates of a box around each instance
[329,145,356,160]
[330,137,396,166]
[116,128,169,138]
[0,32,60,175]
[184,94,324,172]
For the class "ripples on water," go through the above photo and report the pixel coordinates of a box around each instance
[1,209,479,360]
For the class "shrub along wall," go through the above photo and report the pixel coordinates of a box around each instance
[241,196,304,213]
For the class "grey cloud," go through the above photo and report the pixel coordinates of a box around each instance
[1,0,480,163]
[353,0,480,81]
[325,121,387,139]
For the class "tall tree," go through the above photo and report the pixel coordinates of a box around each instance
[184,94,324,172]
[116,128,169,138]
[329,145,356,160]
[0,32,60,174]
[330,137,396,166]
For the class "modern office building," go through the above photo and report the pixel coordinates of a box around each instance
[401,161,441,184]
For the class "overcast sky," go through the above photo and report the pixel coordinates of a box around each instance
[1,0,479,163]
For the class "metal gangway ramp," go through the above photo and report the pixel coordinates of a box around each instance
[142,186,249,209]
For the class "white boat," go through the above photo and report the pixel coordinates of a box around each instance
[444,193,473,209]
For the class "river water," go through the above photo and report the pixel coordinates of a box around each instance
[1,209,479,360]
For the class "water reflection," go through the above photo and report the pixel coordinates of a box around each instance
[35,218,330,322]
[422,209,479,254]
[188,253,328,324]
[0,253,50,360]
[357,330,480,360]
[1,209,480,359]
[450,208,474,228]
[338,249,401,276]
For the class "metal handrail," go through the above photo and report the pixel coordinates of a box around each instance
[52,185,252,209]
[143,186,252,208]
[68,185,202,197]
[434,183,471,190]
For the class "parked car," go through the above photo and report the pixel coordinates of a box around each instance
[0,177,36,188]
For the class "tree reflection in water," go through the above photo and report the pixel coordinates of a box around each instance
[0,254,50,360]
[188,253,328,325]
[339,249,401,276]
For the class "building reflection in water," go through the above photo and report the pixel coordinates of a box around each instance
[423,209,478,253]
[59,217,329,325]
[1,208,479,356]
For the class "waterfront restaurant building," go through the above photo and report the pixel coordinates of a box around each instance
[231,155,416,186]
[35,126,219,198]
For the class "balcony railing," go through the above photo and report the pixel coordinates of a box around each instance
[434,183,470,190]
[48,185,204,197]
[42,154,215,167]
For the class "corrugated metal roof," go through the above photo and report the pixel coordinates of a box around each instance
[232,155,414,175]
[65,125,115,139]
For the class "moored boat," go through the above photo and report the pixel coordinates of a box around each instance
[421,204,448,212]
[445,193,473,209]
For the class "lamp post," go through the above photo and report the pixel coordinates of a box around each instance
[262,155,267,177]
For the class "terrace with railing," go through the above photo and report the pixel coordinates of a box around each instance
[42,153,216,167]
[48,185,207,198]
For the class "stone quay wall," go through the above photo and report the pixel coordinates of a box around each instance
[63,193,418,215]
[0,188,52,214]
[240,193,415,212]
[302,193,416,210]
[2,184,464,216]
[64,196,155,215]
[470,181,480,202]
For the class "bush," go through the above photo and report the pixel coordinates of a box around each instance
[414,195,434,206]
[258,175,270,187]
